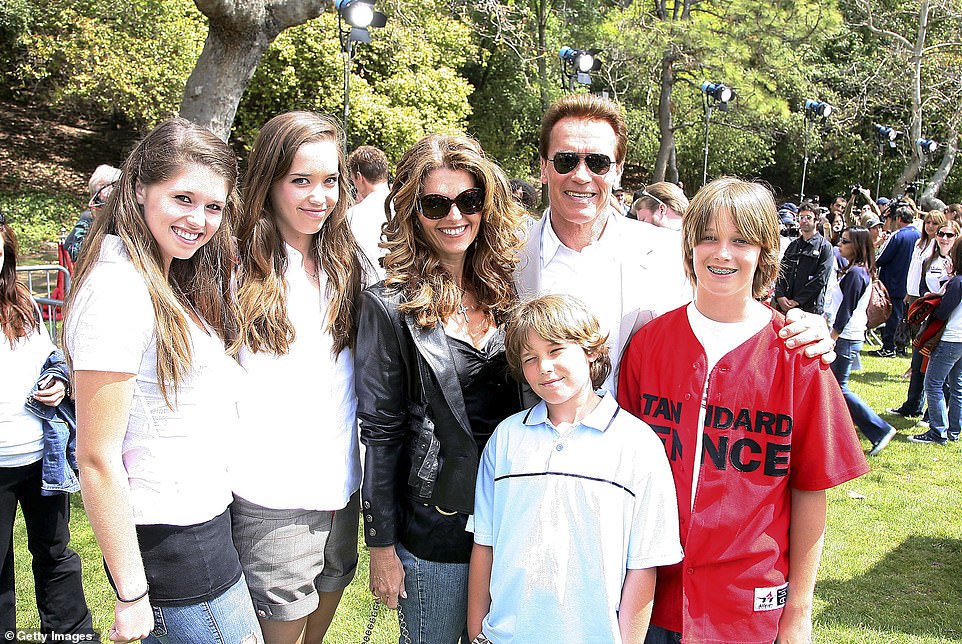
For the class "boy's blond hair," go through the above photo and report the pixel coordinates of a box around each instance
[505,294,611,389]
[682,176,781,299]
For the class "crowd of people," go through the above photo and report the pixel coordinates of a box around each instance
[4,90,955,643]
[771,186,962,448]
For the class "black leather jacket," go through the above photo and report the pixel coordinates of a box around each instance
[355,283,517,549]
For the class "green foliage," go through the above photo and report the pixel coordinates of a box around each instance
[6,0,205,125]
[234,1,475,163]
[0,190,79,255]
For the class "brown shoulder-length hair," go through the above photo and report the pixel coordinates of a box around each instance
[682,177,781,300]
[842,226,876,274]
[0,219,40,346]
[64,118,240,406]
[233,111,365,356]
[382,134,527,327]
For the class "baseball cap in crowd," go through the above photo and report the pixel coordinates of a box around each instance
[778,202,799,214]
[861,213,882,228]
[876,197,891,207]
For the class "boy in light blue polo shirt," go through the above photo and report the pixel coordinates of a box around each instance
[466,294,682,644]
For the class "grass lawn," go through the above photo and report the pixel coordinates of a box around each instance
[10,342,962,643]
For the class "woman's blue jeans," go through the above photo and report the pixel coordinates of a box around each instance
[832,338,891,445]
[922,340,962,440]
[396,542,469,644]
[145,574,262,644]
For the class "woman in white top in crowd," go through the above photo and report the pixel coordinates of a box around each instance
[830,227,897,456]
[231,111,368,644]
[64,119,262,643]
[0,217,94,638]
[888,215,953,419]
[911,231,962,445]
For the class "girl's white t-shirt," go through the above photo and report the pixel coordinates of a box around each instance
[0,323,55,466]
[66,236,241,526]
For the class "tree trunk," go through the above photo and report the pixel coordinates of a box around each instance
[920,127,958,210]
[894,0,929,193]
[652,51,677,182]
[180,0,329,140]
[180,23,277,140]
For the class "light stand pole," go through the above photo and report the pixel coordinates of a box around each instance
[699,82,734,187]
[335,0,386,157]
[799,118,811,204]
[799,100,833,203]
[701,100,714,188]
[873,125,901,197]
[342,42,353,158]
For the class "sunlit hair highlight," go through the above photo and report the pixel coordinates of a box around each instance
[233,111,365,357]
[64,118,240,407]
[382,134,526,327]
[0,222,40,346]
[682,177,780,299]
[504,294,611,390]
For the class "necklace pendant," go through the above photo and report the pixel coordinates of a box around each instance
[458,303,470,324]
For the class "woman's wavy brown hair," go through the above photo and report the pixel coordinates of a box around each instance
[233,111,365,356]
[64,118,240,407]
[382,134,527,327]
[0,221,40,347]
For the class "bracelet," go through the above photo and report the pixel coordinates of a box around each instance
[116,584,149,603]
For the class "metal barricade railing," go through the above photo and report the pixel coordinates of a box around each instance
[16,264,71,342]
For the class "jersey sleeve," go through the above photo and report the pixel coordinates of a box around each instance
[625,425,683,570]
[788,359,870,491]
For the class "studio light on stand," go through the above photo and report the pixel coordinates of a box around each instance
[700,81,735,187]
[872,124,902,197]
[336,0,387,155]
[799,99,834,203]
[559,46,602,92]
[915,137,939,196]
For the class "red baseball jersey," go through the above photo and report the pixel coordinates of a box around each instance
[618,306,869,643]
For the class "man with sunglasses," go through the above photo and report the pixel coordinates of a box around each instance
[774,202,835,315]
[514,93,835,396]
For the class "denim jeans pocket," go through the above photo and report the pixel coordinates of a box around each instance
[151,605,167,637]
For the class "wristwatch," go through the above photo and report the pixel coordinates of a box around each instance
[470,634,492,644]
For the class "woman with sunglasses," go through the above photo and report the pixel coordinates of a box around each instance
[913,232,962,444]
[888,216,952,419]
[828,227,898,455]
[355,134,526,643]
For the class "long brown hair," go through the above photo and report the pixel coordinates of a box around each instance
[0,220,40,346]
[64,118,240,406]
[382,134,526,327]
[841,227,876,275]
[233,111,365,356]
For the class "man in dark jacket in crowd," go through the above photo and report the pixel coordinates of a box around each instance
[775,202,835,315]
[875,203,921,356]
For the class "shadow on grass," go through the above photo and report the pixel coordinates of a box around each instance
[818,535,962,639]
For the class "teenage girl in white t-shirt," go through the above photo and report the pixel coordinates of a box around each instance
[63,119,261,643]
[0,219,95,638]
[230,112,368,644]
